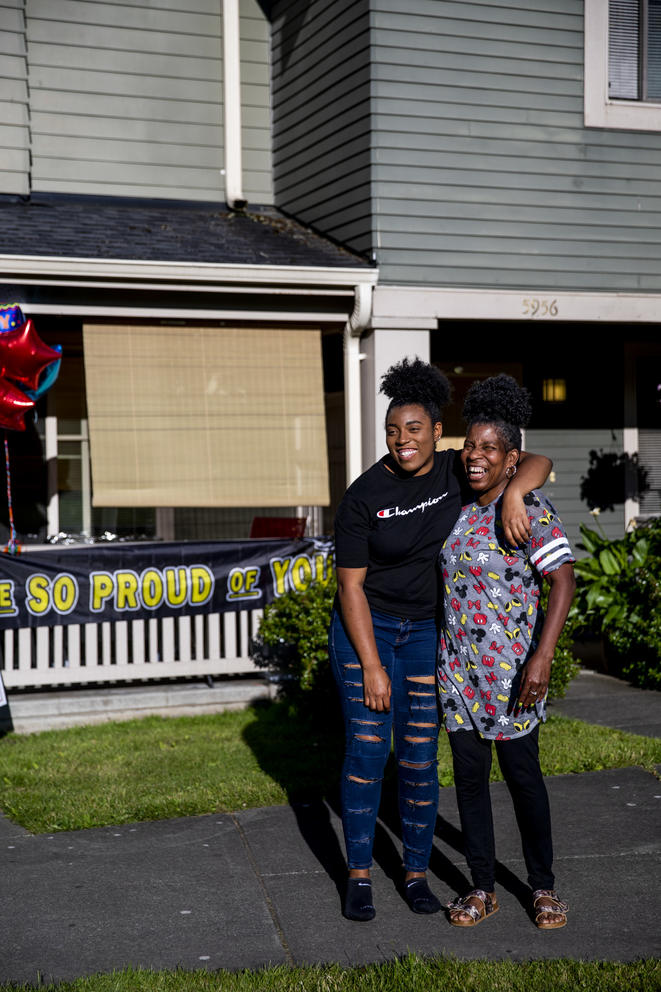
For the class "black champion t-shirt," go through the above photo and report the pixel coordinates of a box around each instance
[333,449,465,620]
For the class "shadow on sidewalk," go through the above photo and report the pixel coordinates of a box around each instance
[242,699,531,914]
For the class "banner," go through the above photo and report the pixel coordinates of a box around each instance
[0,538,334,630]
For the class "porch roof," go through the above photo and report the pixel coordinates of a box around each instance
[0,194,371,271]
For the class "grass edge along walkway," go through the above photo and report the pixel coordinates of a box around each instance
[0,704,659,834]
[0,955,659,992]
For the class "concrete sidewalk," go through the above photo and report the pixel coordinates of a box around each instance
[0,670,659,984]
[549,666,661,738]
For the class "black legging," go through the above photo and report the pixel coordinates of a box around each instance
[449,724,554,892]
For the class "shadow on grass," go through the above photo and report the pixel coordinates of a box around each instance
[242,698,531,915]
[0,701,14,738]
[241,698,347,902]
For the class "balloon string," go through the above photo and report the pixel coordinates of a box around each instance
[4,436,18,555]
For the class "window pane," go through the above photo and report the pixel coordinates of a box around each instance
[648,0,661,98]
[57,441,83,534]
[91,506,156,539]
[609,0,640,99]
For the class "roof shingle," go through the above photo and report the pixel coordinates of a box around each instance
[0,195,371,270]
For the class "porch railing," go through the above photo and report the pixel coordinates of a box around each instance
[1,609,263,690]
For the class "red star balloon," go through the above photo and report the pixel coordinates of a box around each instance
[0,379,35,432]
[0,319,62,391]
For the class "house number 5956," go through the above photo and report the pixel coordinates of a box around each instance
[522,298,558,317]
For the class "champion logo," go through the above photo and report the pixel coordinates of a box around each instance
[376,492,448,520]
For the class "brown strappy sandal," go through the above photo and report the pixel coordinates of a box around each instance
[532,889,568,930]
[447,888,499,927]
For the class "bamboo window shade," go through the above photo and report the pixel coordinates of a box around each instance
[83,324,330,507]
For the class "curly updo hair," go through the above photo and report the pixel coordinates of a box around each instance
[462,374,532,452]
[379,357,451,426]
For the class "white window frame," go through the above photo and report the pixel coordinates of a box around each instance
[585,0,661,130]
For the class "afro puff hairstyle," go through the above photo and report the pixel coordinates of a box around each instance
[462,374,532,452]
[379,357,451,427]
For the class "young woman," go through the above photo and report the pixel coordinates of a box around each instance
[330,359,552,921]
[437,374,575,930]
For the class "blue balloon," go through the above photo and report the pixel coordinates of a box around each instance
[24,345,62,401]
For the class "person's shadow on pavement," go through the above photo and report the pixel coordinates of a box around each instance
[243,701,535,915]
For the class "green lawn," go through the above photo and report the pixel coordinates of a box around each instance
[0,702,658,834]
[0,706,659,992]
[0,956,658,992]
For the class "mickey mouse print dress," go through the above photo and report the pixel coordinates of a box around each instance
[437,490,575,741]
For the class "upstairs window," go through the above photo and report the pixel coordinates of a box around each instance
[609,0,661,100]
[585,0,661,129]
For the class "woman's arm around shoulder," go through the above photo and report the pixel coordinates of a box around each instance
[501,450,553,546]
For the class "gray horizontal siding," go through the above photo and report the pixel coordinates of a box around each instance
[27,0,224,199]
[0,3,29,194]
[271,0,372,256]
[525,429,627,554]
[240,0,273,203]
[639,430,661,515]
[27,41,219,78]
[370,0,661,291]
[22,0,273,205]
[29,112,221,146]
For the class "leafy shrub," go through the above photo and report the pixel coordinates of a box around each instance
[567,516,661,690]
[250,575,337,713]
[544,599,580,700]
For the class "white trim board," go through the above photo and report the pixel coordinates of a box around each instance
[372,286,661,325]
[0,255,379,289]
[18,304,351,323]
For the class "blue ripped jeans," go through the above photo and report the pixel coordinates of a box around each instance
[329,607,440,872]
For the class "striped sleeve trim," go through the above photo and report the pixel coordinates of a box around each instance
[530,537,574,573]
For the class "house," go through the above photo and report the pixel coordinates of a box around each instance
[0,0,376,544]
[1,0,659,555]
[268,0,661,548]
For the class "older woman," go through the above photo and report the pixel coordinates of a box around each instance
[331,359,552,922]
[437,374,575,930]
